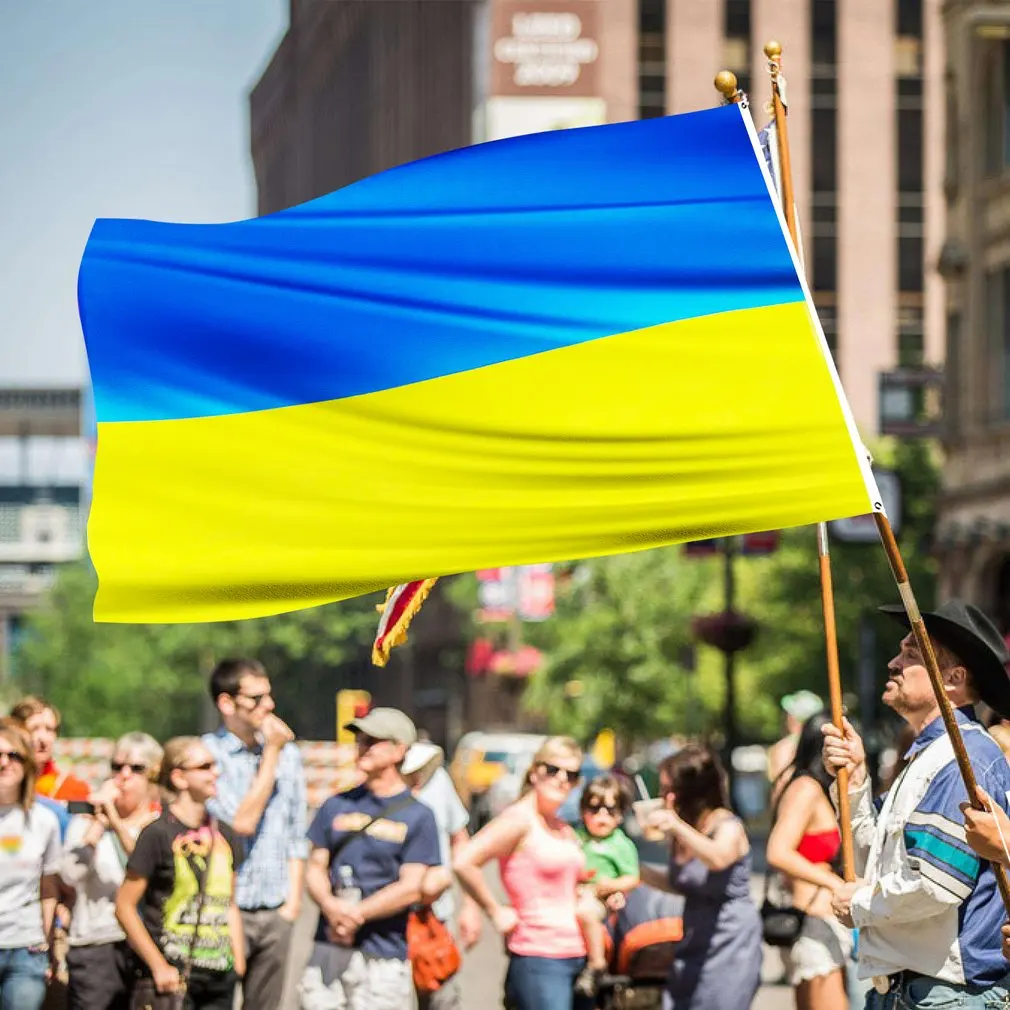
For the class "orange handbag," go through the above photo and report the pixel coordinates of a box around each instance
[407,907,462,993]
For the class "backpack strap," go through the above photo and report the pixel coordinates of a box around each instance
[330,793,417,863]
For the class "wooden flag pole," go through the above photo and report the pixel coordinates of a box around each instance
[760,39,854,883]
[874,513,1010,911]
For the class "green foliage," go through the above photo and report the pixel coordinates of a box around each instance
[744,438,940,730]
[520,549,722,745]
[14,562,382,741]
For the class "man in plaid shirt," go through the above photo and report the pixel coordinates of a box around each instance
[204,657,307,1010]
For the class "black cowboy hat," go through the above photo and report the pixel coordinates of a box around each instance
[878,599,1010,719]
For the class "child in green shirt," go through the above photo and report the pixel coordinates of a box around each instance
[575,775,641,996]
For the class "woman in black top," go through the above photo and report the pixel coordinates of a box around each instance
[115,737,246,1010]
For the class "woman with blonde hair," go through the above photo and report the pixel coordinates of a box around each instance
[116,736,245,1010]
[61,731,163,1010]
[454,736,592,1010]
[0,715,62,1010]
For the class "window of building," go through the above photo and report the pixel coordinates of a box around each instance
[724,0,750,40]
[898,236,924,292]
[897,0,923,37]
[898,193,924,225]
[722,0,750,98]
[816,302,838,362]
[638,0,665,119]
[811,0,836,70]
[813,233,837,291]
[945,311,961,436]
[898,108,923,192]
[812,198,837,225]
[898,333,925,366]
[945,72,959,198]
[811,3,837,304]
[812,109,837,193]
[1004,270,1010,420]
[898,303,924,366]
[895,37,922,78]
[983,42,1010,176]
[984,267,1010,420]
[811,76,837,104]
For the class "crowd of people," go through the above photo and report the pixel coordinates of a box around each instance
[0,658,485,1010]
[4,598,1010,1010]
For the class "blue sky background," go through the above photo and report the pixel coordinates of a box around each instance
[0,1,288,390]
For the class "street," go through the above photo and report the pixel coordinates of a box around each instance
[278,868,797,1010]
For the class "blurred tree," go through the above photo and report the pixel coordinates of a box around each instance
[519,549,719,747]
[13,562,382,740]
[744,438,940,738]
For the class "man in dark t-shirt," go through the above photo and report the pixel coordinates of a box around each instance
[126,810,244,1005]
[301,707,441,1009]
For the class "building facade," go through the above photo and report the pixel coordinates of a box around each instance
[662,0,946,439]
[935,1,1010,631]
[251,0,481,213]
[0,388,87,677]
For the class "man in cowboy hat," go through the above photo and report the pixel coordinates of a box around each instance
[822,599,1010,1008]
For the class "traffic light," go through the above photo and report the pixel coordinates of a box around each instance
[336,689,371,743]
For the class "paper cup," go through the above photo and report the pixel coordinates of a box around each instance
[632,798,665,842]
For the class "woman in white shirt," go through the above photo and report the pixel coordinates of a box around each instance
[0,715,62,1010]
[60,732,162,1010]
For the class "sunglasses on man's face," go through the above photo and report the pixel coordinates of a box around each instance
[356,734,386,751]
[0,750,25,765]
[111,761,148,775]
[232,691,272,709]
[539,762,580,785]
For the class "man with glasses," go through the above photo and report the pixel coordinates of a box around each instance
[203,658,306,1010]
[301,707,441,1010]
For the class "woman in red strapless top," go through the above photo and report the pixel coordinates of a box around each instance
[766,713,850,1010]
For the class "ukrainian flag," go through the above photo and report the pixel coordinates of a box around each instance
[79,105,879,623]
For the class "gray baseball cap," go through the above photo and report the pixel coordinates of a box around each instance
[344,707,417,745]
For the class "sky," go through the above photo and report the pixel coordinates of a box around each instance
[0,1,288,390]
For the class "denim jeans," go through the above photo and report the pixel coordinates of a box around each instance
[504,954,593,1010]
[863,971,1010,1009]
[0,946,48,1010]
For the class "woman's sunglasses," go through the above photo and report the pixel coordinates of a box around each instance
[182,761,216,772]
[0,750,25,765]
[539,762,580,785]
[110,761,148,775]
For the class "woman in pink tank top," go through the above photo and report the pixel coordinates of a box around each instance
[454,736,592,1010]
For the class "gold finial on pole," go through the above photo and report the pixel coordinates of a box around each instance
[763,41,796,242]
[714,70,743,105]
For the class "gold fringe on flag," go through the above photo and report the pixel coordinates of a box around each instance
[371,578,439,667]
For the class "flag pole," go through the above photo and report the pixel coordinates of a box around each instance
[759,39,854,882]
